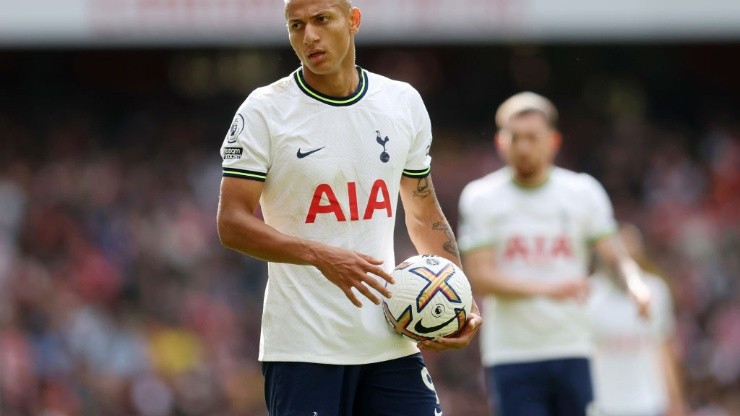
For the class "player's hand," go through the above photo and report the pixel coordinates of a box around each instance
[417,301,482,352]
[313,246,394,308]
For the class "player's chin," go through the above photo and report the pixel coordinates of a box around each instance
[302,59,332,75]
[514,164,538,178]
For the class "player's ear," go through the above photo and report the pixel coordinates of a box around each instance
[349,7,361,35]
[551,130,562,152]
[494,132,506,152]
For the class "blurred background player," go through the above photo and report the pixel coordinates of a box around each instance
[457,92,651,416]
[588,223,687,416]
[217,0,480,414]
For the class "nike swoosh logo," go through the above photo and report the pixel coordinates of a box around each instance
[296,146,325,158]
[414,315,458,335]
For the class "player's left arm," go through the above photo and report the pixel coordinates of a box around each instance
[593,235,651,318]
[400,174,461,266]
[399,175,482,351]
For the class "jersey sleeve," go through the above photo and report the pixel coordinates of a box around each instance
[581,174,618,242]
[457,183,495,252]
[402,87,432,179]
[220,93,271,182]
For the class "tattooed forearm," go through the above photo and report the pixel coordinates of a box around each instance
[432,221,460,259]
[413,177,432,198]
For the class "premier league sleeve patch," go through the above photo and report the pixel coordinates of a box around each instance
[220,99,270,179]
[222,147,243,159]
[226,114,245,143]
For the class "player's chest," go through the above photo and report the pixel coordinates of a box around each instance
[493,190,590,233]
[270,110,412,177]
[490,191,590,262]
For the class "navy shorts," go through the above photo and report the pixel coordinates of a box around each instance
[262,353,442,416]
[486,357,593,416]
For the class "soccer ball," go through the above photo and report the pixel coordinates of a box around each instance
[382,254,473,341]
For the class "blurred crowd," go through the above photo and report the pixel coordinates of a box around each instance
[0,47,738,415]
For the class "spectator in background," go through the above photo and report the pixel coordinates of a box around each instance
[458,92,650,416]
[588,223,687,416]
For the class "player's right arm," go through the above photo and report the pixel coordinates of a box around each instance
[217,177,393,307]
[462,246,588,300]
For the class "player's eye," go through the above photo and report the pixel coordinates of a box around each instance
[316,15,330,23]
[289,21,303,30]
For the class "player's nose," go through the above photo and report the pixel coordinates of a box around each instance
[303,24,319,44]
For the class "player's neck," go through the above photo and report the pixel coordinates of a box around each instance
[301,64,360,98]
[512,166,551,189]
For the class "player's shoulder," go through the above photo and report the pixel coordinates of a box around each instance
[249,73,295,101]
[551,167,606,193]
[460,168,512,202]
[235,73,295,112]
[551,166,594,184]
[364,69,421,101]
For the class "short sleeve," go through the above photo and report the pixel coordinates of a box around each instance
[220,93,271,182]
[457,183,495,253]
[402,87,432,179]
[581,174,618,242]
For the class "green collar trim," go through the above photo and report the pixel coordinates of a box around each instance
[294,66,368,106]
[511,170,551,190]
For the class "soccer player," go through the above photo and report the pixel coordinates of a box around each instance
[457,92,650,416]
[216,0,481,414]
[588,224,686,416]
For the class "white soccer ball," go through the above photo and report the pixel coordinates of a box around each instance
[382,254,473,341]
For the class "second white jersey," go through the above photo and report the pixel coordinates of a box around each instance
[220,67,432,364]
[588,272,675,415]
[458,167,617,366]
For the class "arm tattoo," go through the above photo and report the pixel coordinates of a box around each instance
[413,177,432,198]
[432,221,460,258]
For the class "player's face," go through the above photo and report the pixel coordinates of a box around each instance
[286,0,359,76]
[497,111,560,181]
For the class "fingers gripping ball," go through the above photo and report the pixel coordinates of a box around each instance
[382,255,473,341]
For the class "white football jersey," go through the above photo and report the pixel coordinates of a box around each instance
[588,272,674,415]
[220,67,432,364]
[458,167,617,366]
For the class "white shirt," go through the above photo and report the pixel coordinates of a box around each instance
[220,67,433,364]
[458,167,617,366]
[588,272,675,415]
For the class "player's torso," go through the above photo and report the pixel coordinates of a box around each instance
[588,275,669,413]
[259,73,416,244]
[589,276,653,349]
[471,169,600,363]
[489,169,593,278]
[254,71,423,364]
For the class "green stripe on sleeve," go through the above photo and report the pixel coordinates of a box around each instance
[223,168,267,182]
[402,167,431,178]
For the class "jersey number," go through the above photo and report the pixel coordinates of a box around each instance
[305,179,392,223]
